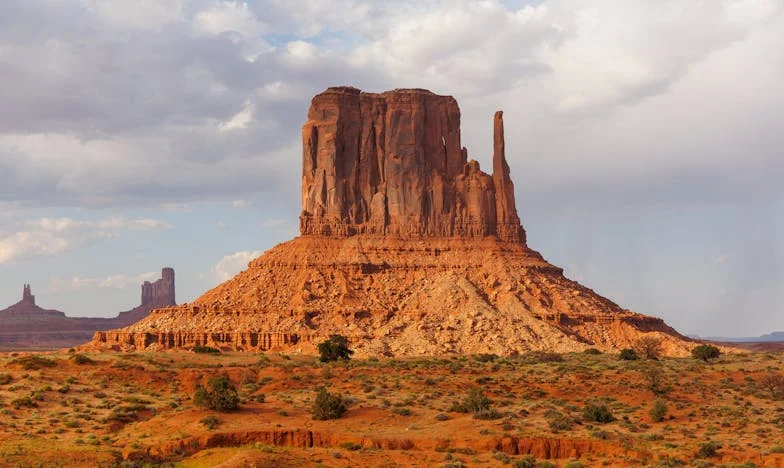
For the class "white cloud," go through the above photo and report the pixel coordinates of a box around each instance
[219,101,254,131]
[231,199,250,208]
[49,271,159,293]
[213,250,262,282]
[0,216,172,264]
[83,0,185,30]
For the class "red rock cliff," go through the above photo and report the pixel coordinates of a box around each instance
[299,87,526,243]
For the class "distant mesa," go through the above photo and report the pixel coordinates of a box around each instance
[88,87,694,356]
[0,268,176,350]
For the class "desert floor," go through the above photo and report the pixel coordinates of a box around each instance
[0,349,782,467]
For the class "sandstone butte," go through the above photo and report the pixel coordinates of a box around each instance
[0,268,175,350]
[87,87,694,357]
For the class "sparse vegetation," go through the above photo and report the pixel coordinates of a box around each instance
[583,403,615,423]
[200,415,220,430]
[10,355,57,370]
[193,345,221,354]
[697,440,722,458]
[193,376,239,411]
[70,354,95,365]
[619,348,639,361]
[649,398,668,422]
[691,345,720,362]
[633,336,663,360]
[317,335,354,362]
[312,387,347,420]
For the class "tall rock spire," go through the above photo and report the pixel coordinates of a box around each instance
[492,111,526,243]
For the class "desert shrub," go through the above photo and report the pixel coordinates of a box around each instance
[12,396,37,409]
[255,394,266,403]
[435,413,450,421]
[758,374,784,400]
[318,335,354,362]
[583,348,602,355]
[193,345,220,354]
[514,455,537,468]
[70,354,94,365]
[697,440,722,458]
[0,373,12,385]
[312,387,347,420]
[340,442,362,451]
[106,404,147,424]
[649,398,668,422]
[473,353,498,362]
[193,376,239,412]
[691,345,720,362]
[619,349,639,361]
[583,403,615,423]
[530,351,563,363]
[642,365,670,395]
[545,409,573,432]
[392,407,413,416]
[10,355,57,370]
[200,415,220,430]
[450,387,494,417]
[564,461,584,468]
[633,336,663,360]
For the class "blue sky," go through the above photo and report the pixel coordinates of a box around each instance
[0,0,782,337]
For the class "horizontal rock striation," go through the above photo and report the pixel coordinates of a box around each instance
[300,87,525,242]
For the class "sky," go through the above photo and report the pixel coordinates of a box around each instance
[0,0,782,337]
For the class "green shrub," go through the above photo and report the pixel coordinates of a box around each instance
[450,387,492,415]
[582,403,615,423]
[0,373,12,385]
[10,355,57,370]
[193,345,221,354]
[634,336,663,360]
[514,455,537,468]
[318,335,354,362]
[193,376,239,412]
[697,440,722,458]
[619,349,638,361]
[583,348,602,355]
[312,387,347,420]
[200,415,220,430]
[545,409,573,432]
[12,396,37,409]
[649,398,668,422]
[691,345,720,362]
[70,354,94,365]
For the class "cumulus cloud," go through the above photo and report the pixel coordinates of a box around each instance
[213,250,262,282]
[0,216,172,264]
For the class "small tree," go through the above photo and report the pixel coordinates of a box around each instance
[691,344,721,362]
[759,373,784,400]
[318,335,354,363]
[193,376,239,411]
[619,349,638,361]
[642,365,670,396]
[582,403,615,423]
[649,398,668,422]
[312,387,347,420]
[634,336,663,360]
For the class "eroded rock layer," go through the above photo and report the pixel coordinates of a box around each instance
[300,87,525,242]
[90,237,690,356]
[87,87,692,356]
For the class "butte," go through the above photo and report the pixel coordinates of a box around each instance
[88,87,693,357]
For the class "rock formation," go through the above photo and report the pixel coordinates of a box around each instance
[0,268,177,350]
[87,87,693,356]
[300,87,525,243]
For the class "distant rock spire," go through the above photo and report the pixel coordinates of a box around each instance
[22,284,35,305]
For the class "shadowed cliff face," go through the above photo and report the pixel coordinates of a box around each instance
[299,87,525,242]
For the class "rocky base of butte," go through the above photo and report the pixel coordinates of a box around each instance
[87,87,693,357]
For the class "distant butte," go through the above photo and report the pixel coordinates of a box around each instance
[0,268,176,350]
[87,87,694,356]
